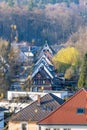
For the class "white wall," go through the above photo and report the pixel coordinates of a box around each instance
[40,125,87,130]
[7,91,68,101]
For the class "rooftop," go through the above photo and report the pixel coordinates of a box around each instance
[38,88,87,125]
[9,93,64,122]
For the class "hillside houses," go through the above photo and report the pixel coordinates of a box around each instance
[30,43,58,91]
[30,42,71,91]
[30,54,55,91]
[9,41,77,92]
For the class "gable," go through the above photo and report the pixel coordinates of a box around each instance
[35,55,53,67]
[32,67,53,80]
[38,89,87,125]
[31,63,54,80]
[33,72,46,79]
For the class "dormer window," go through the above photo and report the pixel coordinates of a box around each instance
[77,108,85,114]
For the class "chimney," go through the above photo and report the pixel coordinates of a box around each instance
[37,95,40,106]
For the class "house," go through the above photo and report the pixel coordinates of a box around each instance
[8,93,64,130]
[38,88,87,130]
[23,46,34,64]
[30,63,54,91]
[30,48,55,92]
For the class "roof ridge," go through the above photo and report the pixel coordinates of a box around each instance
[10,93,63,121]
[10,99,38,121]
[10,94,51,121]
[38,88,87,124]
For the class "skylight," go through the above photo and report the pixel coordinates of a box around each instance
[77,108,85,114]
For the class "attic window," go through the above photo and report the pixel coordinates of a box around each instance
[77,108,85,114]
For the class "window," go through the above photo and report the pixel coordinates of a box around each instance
[77,108,85,114]
[45,129,50,130]
[43,80,45,84]
[21,122,28,130]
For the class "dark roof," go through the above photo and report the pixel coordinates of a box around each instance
[33,59,54,73]
[38,88,87,125]
[31,64,54,80]
[37,43,54,60]
[10,93,64,122]
[0,107,8,111]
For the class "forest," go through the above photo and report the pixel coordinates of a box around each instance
[0,0,87,95]
[0,0,86,45]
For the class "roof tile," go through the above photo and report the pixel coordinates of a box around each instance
[10,93,64,122]
[38,88,87,125]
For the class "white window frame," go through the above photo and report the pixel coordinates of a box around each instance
[21,122,28,130]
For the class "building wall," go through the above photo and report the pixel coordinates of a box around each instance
[40,125,87,130]
[7,91,68,101]
[9,121,38,130]
[29,123,38,130]
[9,122,20,130]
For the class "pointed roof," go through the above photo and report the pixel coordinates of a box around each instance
[38,42,54,60]
[31,63,54,79]
[42,42,53,54]
[35,54,53,66]
[38,88,87,125]
[9,93,64,122]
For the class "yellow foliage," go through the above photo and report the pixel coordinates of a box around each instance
[0,39,9,57]
[53,47,79,66]
[0,39,8,48]
[0,93,4,99]
[64,67,74,79]
[8,45,20,61]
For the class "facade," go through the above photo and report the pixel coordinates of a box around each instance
[9,93,64,130]
[31,66,54,91]
[7,91,68,100]
[31,51,55,91]
[30,43,56,92]
[38,88,87,130]
[39,125,87,130]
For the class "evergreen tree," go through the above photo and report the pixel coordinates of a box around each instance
[78,53,87,89]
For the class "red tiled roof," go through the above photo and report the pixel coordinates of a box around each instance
[38,88,87,125]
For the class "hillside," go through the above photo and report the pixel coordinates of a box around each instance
[0,1,86,45]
